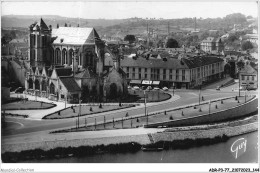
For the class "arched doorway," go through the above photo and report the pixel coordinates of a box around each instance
[35,79,40,90]
[42,80,47,91]
[28,78,33,89]
[50,82,55,94]
[109,83,117,99]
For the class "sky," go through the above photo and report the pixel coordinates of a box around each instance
[1,1,258,19]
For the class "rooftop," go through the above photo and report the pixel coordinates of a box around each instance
[60,77,81,92]
[52,27,101,45]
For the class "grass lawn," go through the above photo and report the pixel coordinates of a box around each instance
[44,104,134,119]
[2,100,55,110]
[123,89,171,103]
[60,96,254,132]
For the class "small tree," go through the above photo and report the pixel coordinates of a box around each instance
[165,38,179,48]
[124,35,136,43]
[242,41,253,51]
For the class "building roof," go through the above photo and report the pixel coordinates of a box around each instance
[60,77,81,92]
[121,57,189,69]
[30,18,49,31]
[74,67,96,78]
[55,68,72,77]
[240,64,257,74]
[9,38,28,44]
[183,56,224,69]
[201,37,222,43]
[52,27,101,45]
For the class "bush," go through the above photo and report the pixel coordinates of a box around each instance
[169,116,173,120]
[90,107,93,111]
[99,104,102,109]
[136,118,139,122]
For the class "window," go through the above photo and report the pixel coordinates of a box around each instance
[127,73,129,78]
[145,74,147,78]
[170,69,172,74]
[182,76,185,81]
[163,69,166,74]
[139,74,141,79]
[139,68,141,73]
[170,75,172,80]
[242,75,245,80]
[61,94,64,99]
[252,76,255,81]
[145,68,147,72]
[247,76,249,80]
[133,68,135,72]
[132,73,135,79]
[127,67,129,72]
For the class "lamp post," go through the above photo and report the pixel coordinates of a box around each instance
[199,85,201,105]
[144,90,148,125]
[78,99,81,129]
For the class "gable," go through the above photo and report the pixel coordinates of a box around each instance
[50,69,58,79]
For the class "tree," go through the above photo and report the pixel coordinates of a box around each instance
[165,38,179,48]
[57,24,59,28]
[64,23,68,27]
[124,35,136,43]
[242,41,253,51]
[237,61,245,71]
[227,34,238,43]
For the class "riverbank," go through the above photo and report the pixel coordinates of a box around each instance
[2,115,258,162]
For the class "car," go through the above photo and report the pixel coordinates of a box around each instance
[216,86,220,90]
[146,86,152,90]
[153,87,160,90]
[162,87,168,91]
[14,87,25,93]
[132,86,140,90]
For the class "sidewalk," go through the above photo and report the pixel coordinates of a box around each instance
[5,93,180,120]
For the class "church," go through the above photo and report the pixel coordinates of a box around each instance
[25,18,128,103]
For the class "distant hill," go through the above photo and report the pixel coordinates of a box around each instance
[1,15,127,29]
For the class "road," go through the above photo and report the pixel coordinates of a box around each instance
[3,87,251,137]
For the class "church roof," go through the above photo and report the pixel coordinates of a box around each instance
[74,67,97,78]
[60,77,81,92]
[55,68,72,77]
[52,27,101,45]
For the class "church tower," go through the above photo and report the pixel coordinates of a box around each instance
[28,18,52,67]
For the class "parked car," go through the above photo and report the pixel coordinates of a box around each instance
[14,87,25,93]
[146,86,152,90]
[153,87,160,90]
[162,87,168,91]
[132,86,140,90]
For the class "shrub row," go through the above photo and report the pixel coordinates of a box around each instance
[42,105,136,120]
[1,135,229,163]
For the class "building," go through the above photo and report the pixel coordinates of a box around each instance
[200,37,224,52]
[121,54,224,89]
[25,18,127,103]
[239,63,258,90]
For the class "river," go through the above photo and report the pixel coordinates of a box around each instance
[21,131,258,163]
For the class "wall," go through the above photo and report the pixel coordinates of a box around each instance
[145,97,258,128]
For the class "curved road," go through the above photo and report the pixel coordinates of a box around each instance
[3,88,249,137]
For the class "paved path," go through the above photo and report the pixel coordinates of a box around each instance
[5,92,180,120]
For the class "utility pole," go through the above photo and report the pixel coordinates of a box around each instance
[208,100,211,115]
